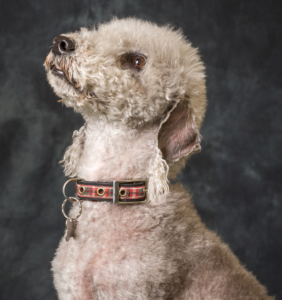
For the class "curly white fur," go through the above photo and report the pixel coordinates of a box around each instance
[45,18,272,300]
[61,124,86,177]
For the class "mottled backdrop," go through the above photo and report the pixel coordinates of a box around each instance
[0,0,281,299]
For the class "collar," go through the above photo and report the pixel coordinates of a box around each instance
[61,178,149,241]
[76,179,149,204]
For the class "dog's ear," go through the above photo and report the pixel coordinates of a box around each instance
[158,100,201,163]
[60,124,86,177]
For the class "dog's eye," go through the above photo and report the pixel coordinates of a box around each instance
[131,56,146,69]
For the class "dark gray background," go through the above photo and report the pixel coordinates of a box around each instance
[0,0,281,299]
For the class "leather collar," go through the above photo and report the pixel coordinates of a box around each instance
[76,180,149,204]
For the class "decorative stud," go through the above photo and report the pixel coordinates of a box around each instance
[97,187,106,196]
[79,186,85,195]
[119,188,127,197]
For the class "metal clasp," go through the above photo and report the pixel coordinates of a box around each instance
[62,178,84,201]
[62,178,84,220]
[62,197,82,221]
[113,180,149,204]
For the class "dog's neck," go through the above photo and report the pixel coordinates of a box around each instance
[76,119,159,182]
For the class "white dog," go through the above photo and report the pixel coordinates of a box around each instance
[45,18,272,300]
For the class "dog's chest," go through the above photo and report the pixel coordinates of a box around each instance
[52,200,191,300]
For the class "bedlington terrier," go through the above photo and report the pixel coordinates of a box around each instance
[45,18,272,300]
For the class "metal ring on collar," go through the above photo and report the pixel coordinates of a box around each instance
[119,188,127,197]
[62,197,82,221]
[62,178,84,202]
[97,187,106,196]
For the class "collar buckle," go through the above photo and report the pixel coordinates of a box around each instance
[113,180,149,204]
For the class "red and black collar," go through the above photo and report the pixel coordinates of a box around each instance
[75,180,148,204]
[61,179,149,241]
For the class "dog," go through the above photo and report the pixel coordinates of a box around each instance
[45,18,272,300]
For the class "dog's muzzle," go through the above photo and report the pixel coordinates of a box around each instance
[52,35,75,55]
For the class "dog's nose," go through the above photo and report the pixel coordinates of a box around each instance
[52,36,75,55]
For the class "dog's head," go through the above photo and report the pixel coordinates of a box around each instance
[45,18,206,178]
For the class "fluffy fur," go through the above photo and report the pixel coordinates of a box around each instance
[45,18,272,299]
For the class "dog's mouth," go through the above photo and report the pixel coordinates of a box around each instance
[50,62,79,88]
[45,52,80,89]
[51,64,65,77]
[45,52,100,102]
